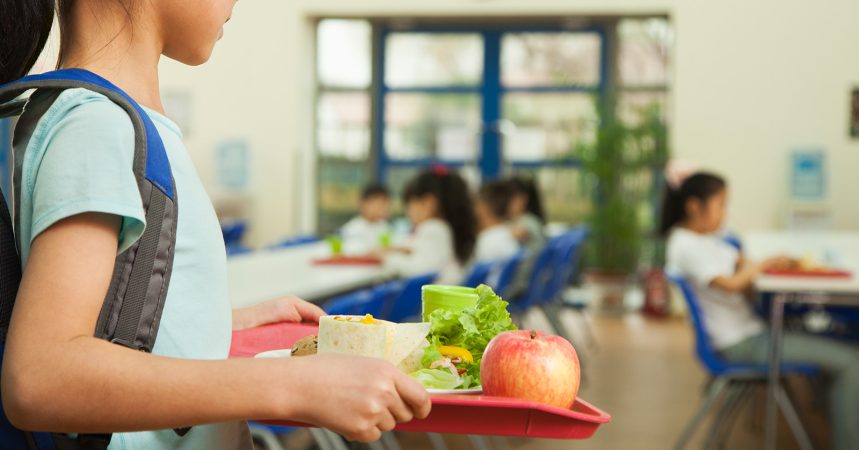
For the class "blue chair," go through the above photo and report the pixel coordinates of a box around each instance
[487,251,526,299]
[669,275,817,450]
[384,273,437,322]
[461,260,494,288]
[537,230,595,361]
[508,244,556,314]
[324,289,381,316]
[225,243,253,257]
[267,234,321,250]
[221,220,247,247]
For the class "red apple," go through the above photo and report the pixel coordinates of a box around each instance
[480,330,580,409]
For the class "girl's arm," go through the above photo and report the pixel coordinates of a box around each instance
[711,256,793,293]
[232,296,325,330]
[2,213,429,441]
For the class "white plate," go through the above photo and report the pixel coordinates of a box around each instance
[427,386,483,395]
[254,349,292,358]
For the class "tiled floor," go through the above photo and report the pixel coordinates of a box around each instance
[276,309,834,450]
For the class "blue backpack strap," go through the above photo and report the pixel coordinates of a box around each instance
[0,69,182,449]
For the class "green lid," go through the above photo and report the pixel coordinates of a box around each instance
[421,285,479,321]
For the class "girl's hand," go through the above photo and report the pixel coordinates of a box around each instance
[232,296,326,330]
[761,256,796,272]
[283,354,432,442]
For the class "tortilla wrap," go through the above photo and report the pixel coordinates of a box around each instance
[317,316,430,372]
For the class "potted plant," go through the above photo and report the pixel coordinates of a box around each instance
[576,92,669,312]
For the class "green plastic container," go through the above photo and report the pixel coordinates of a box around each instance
[421,285,479,321]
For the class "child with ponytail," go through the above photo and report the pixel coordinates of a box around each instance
[663,172,859,450]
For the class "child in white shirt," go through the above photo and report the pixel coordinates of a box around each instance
[664,172,859,450]
[383,168,477,285]
[340,184,391,254]
[474,181,519,262]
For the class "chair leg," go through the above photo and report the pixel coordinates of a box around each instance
[309,429,351,450]
[674,377,730,450]
[489,436,510,450]
[712,383,754,450]
[776,384,815,450]
[426,433,448,450]
[567,306,600,352]
[703,382,745,450]
[380,432,402,450]
[468,435,494,450]
[248,424,286,450]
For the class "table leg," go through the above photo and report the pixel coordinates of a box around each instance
[765,293,787,450]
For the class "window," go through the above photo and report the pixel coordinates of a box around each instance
[315,20,373,233]
[315,18,672,233]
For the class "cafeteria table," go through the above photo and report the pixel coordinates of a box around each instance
[745,231,859,450]
[228,242,395,308]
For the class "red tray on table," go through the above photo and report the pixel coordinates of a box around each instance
[230,323,611,439]
[764,269,852,279]
[312,255,382,266]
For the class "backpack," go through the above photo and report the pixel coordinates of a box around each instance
[0,69,181,449]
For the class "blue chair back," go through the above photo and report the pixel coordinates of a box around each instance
[539,227,587,305]
[225,243,253,257]
[268,234,320,250]
[668,274,817,377]
[384,273,437,322]
[324,289,380,316]
[221,220,247,246]
[462,261,494,288]
[490,251,526,299]
[723,232,743,252]
[509,244,556,312]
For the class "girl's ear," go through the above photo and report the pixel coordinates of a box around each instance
[685,197,701,219]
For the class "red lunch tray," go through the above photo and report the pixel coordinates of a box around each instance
[764,269,852,279]
[312,255,383,266]
[230,322,611,439]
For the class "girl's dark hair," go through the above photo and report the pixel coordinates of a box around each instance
[478,181,515,220]
[403,170,477,265]
[659,172,727,236]
[0,0,57,84]
[361,183,390,201]
[509,176,545,223]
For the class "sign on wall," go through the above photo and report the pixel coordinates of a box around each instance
[790,150,826,201]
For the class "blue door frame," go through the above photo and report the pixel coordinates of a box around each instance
[373,24,610,184]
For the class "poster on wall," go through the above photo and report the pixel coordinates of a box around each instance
[216,139,250,192]
[790,150,826,201]
[851,87,859,139]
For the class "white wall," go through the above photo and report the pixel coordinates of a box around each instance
[158,0,859,246]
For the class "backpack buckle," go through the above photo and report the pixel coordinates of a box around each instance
[110,337,151,352]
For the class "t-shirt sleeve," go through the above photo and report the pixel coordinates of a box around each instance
[28,94,146,254]
[675,240,729,288]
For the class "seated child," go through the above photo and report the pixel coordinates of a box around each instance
[507,176,547,251]
[340,184,391,254]
[383,168,477,285]
[664,172,859,450]
[474,181,519,262]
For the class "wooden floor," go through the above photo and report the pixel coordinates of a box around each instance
[276,309,835,450]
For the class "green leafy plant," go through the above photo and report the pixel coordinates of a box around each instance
[576,92,669,275]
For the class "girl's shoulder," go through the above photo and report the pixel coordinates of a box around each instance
[417,218,453,237]
[20,87,135,157]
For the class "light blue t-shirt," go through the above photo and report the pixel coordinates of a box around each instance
[14,88,251,450]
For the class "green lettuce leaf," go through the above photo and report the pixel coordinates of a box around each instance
[410,368,463,390]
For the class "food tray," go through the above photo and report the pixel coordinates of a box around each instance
[312,256,382,266]
[764,269,852,279]
[230,322,611,439]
